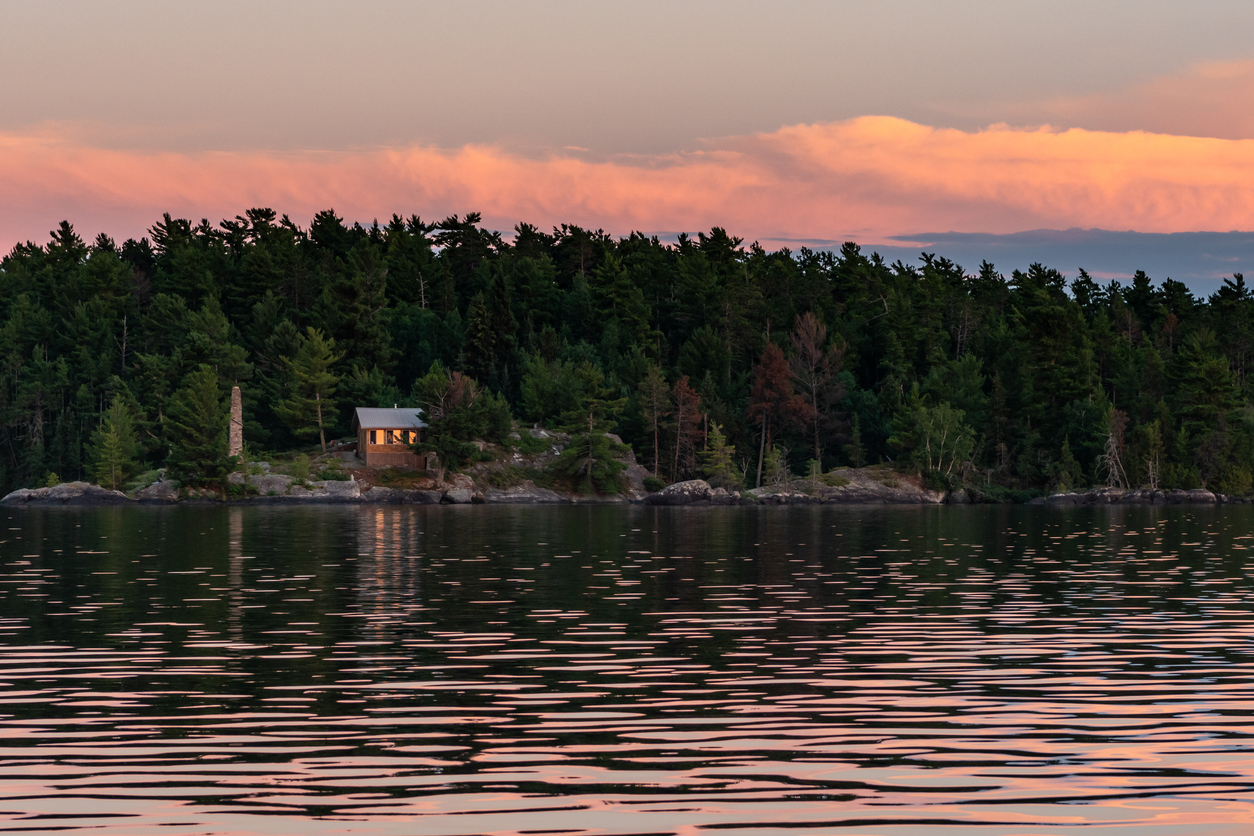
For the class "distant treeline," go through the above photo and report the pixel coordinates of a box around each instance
[0,208,1249,497]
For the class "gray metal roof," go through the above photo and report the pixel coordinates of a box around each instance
[352,407,427,431]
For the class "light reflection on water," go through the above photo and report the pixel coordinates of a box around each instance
[2,504,1254,834]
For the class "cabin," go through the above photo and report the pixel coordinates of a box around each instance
[352,407,428,469]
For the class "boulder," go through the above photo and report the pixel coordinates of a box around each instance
[806,468,945,504]
[445,473,476,491]
[244,473,294,495]
[312,479,361,499]
[947,488,970,504]
[644,479,713,505]
[2,481,133,506]
[134,480,180,502]
[443,488,474,504]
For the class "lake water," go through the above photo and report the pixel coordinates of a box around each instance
[2,504,1254,835]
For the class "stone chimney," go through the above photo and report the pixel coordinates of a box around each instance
[229,385,243,458]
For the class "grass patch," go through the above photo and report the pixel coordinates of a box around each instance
[373,468,433,488]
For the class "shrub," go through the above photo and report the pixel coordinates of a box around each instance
[484,466,526,489]
[643,476,666,493]
[125,469,164,493]
[922,470,951,492]
[226,483,245,499]
[320,457,349,480]
[289,454,312,484]
[517,433,548,455]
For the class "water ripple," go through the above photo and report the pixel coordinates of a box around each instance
[2,504,1254,834]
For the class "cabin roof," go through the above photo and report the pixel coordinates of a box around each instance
[352,407,427,431]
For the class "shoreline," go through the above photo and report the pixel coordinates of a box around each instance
[0,479,1235,508]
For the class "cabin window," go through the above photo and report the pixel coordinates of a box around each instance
[369,430,377,444]
[386,429,395,444]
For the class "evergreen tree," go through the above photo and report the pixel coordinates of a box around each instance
[166,365,231,487]
[700,422,742,490]
[636,363,671,477]
[555,362,628,493]
[275,327,343,452]
[90,395,139,490]
[461,292,496,382]
[845,415,865,469]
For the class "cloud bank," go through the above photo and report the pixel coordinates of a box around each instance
[4,117,1254,259]
[1029,60,1254,141]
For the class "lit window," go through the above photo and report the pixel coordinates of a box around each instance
[369,430,377,444]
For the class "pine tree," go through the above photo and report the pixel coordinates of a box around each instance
[461,292,496,382]
[846,415,865,469]
[700,422,742,490]
[1053,437,1084,492]
[636,363,671,476]
[555,362,627,493]
[91,395,139,490]
[275,328,344,452]
[166,365,231,487]
[763,445,788,486]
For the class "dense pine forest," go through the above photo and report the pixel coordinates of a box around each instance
[0,208,1249,499]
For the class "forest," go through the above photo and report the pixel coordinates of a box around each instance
[0,208,1249,499]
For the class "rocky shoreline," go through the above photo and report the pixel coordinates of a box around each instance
[0,475,1240,508]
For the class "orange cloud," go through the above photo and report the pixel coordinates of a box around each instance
[3,117,1254,251]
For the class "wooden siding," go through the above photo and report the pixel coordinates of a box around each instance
[356,427,424,469]
[363,450,425,468]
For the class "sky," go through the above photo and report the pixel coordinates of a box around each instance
[5,0,1254,290]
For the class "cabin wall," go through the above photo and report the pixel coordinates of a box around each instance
[364,450,426,469]
[354,426,425,470]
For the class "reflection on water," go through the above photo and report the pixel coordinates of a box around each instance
[3,504,1254,834]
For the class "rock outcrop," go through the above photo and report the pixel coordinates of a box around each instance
[228,472,294,495]
[644,479,713,505]
[360,486,442,504]
[483,481,570,503]
[2,481,132,506]
[134,479,180,503]
[642,480,740,506]
[285,479,362,501]
[1043,487,1220,505]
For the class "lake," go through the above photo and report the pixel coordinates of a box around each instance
[2,504,1254,835]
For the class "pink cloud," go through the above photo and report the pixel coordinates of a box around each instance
[3,117,1254,252]
[1032,60,1254,141]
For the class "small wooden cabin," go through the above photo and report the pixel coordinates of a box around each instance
[352,407,428,469]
